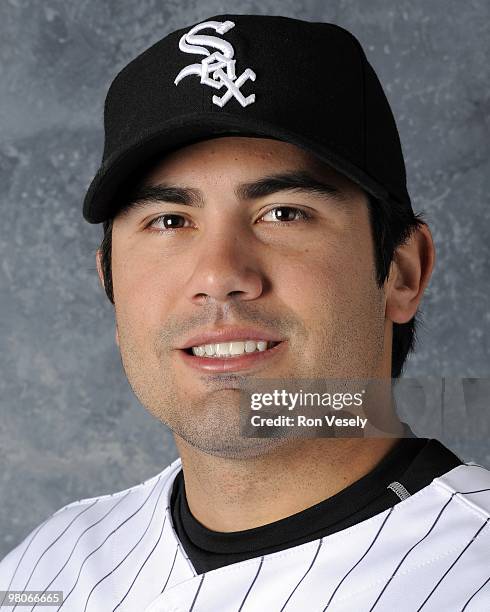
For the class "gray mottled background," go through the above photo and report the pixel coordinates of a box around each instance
[1,0,489,558]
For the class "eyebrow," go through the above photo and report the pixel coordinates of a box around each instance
[118,170,347,217]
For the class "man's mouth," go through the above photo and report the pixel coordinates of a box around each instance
[178,338,286,373]
[183,340,281,358]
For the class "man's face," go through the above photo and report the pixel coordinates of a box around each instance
[106,137,389,458]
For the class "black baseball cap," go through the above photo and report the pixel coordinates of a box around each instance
[83,14,412,224]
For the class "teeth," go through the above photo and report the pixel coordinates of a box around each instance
[244,340,256,353]
[191,340,277,357]
[230,341,245,355]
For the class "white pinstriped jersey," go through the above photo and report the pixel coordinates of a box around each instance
[0,458,489,612]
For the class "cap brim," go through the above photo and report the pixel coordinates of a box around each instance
[83,112,391,223]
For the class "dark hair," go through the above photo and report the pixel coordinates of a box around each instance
[98,192,426,379]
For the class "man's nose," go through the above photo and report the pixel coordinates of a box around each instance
[183,228,266,305]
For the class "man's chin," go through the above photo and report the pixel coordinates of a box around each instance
[172,429,291,460]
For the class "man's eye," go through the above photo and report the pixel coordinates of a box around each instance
[260,206,311,223]
[147,206,311,232]
[148,214,189,230]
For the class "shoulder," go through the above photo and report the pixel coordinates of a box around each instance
[0,458,182,596]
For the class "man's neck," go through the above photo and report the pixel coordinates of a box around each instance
[173,430,404,533]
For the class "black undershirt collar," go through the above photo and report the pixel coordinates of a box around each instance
[170,427,462,573]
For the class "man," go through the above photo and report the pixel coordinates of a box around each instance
[1,14,488,612]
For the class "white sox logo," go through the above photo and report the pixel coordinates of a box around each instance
[174,20,256,108]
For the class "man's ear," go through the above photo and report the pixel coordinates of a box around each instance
[385,223,436,324]
[96,249,119,347]
[96,249,105,290]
